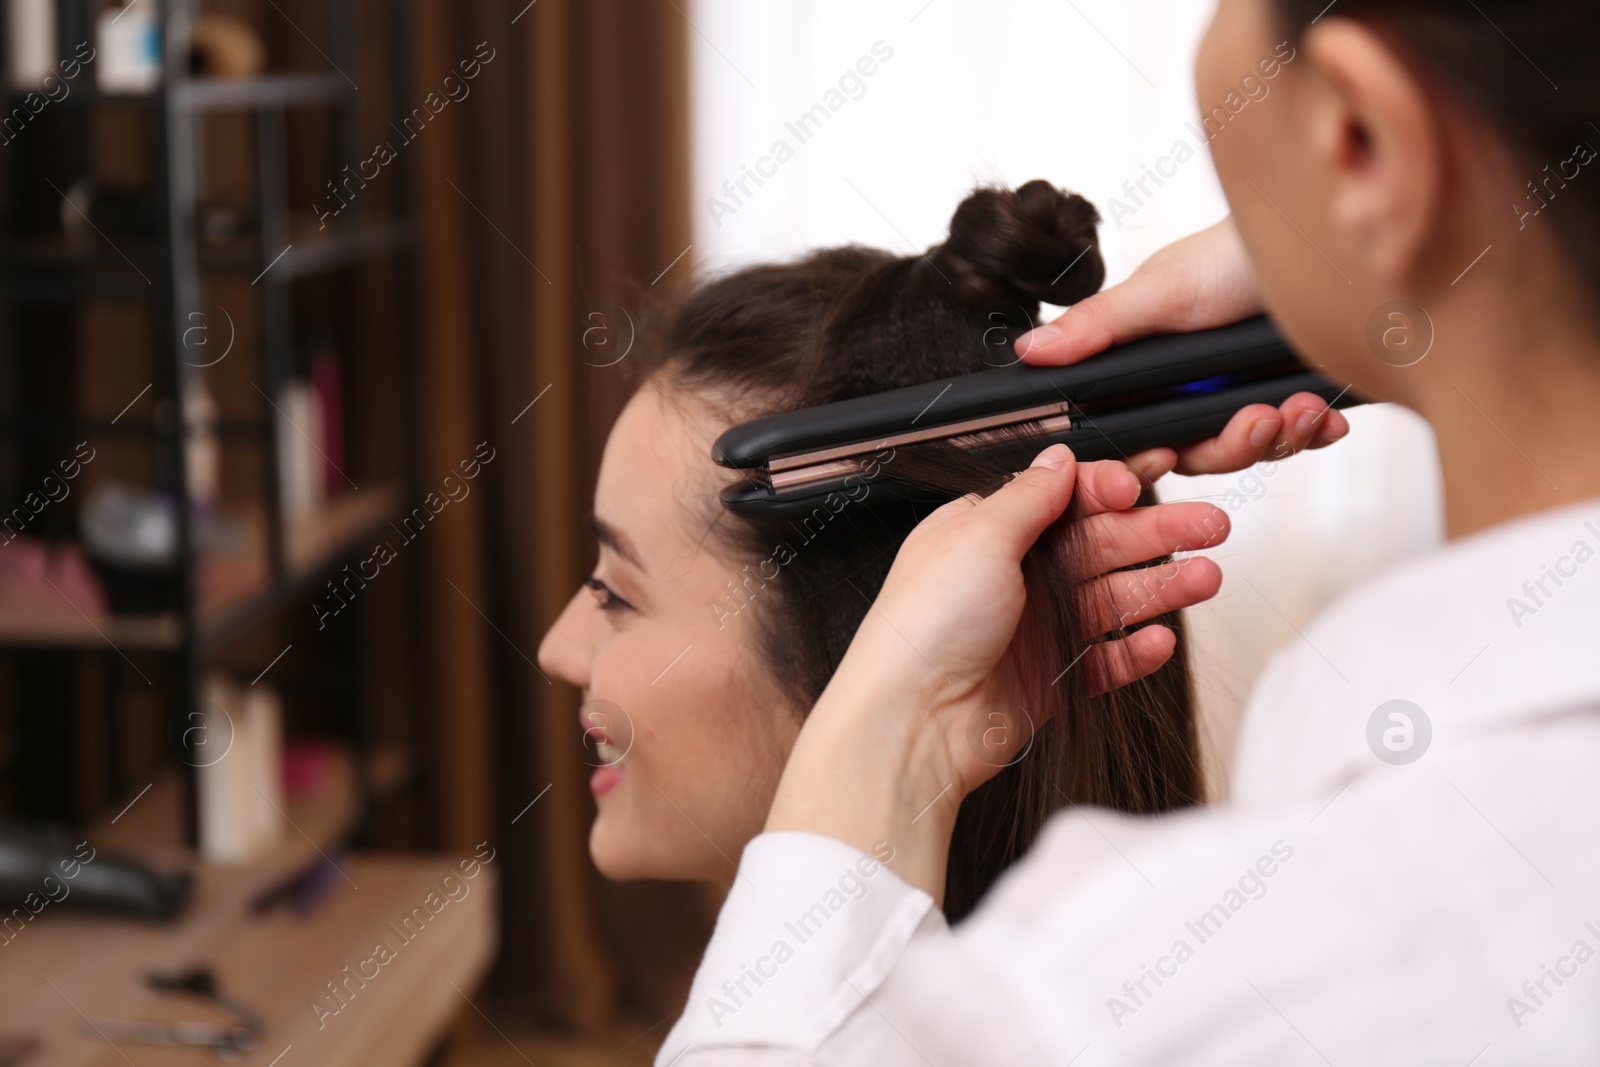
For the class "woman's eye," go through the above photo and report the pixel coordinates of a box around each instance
[583,575,633,613]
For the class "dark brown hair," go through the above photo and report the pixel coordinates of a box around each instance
[631,181,1200,920]
[1275,1,1600,296]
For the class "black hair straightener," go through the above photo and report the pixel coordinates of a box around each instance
[712,316,1364,519]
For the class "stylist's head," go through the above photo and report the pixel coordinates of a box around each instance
[1201,0,1600,409]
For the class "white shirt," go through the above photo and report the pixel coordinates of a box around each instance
[659,495,1600,1066]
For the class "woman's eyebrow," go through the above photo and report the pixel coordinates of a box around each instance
[588,515,646,571]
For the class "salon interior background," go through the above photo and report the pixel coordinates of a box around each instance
[0,0,1441,1063]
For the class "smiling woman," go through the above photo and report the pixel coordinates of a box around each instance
[541,380,812,882]
[537,180,1229,919]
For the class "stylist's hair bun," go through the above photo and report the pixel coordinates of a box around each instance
[937,180,1106,310]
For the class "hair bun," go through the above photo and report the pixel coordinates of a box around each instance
[936,180,1105,310]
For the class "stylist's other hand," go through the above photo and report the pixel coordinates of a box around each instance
[1015,217,1350,479]
[765,446,1229,903]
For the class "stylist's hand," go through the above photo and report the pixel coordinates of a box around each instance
[1016,217,1350,480]
[765,447,1229,903]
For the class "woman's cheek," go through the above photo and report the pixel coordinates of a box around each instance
[588,644,648,727]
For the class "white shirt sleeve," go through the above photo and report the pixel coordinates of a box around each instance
[661,715,1600,1067]
[657,814,1134,1067]
[659,499,1600,1066]
[658,831,940,1063]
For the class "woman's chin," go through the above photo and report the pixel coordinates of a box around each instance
[589,813,729,883]
[589,813,663,881]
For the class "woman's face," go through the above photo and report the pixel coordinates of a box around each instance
[537,383,802,885]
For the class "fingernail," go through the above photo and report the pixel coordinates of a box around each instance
[1030,443,1070,470]
[1295,410,1320,437]
[1314,416,1349,445]
[1134,453,1173,484]
[1248,418,1281,449]
[1019,324,1063,351]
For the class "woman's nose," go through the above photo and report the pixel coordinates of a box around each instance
[537,588,593,689]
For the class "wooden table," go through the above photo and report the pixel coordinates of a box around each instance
[0,853,497,1066]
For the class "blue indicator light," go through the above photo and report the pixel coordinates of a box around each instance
[1175,374,1236,395]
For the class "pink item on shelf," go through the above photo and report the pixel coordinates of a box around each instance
[49,541,108,613]
[310,346,344,499]
[280,739,338,797]
[0,536,109,615]
[0,535,49,581]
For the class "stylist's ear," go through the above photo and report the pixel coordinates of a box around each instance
[1302,20,1442,284]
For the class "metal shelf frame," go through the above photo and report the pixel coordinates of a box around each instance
[0,0,423,845]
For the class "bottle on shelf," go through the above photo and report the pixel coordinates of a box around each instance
[276,378,327,522]
[197,672,285,864]
[97,0,162,92]
[4,0,57,87]
[183,373,220,516]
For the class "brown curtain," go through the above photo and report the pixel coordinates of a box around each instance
[400,0,715,1037]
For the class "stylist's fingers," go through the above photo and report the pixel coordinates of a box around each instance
[921,457,1154,534]
[920,443,1079,558]
[1079,556,1223,635]
[1016,218,1264,367]
[1015,271,1182,367]
[1074,460,1143,516]
[1084,625,1177,696]
[1127,448,1179,487]
[1174,394,1349,475]
[1169,403,1284,475]
[1268,393,1350,453]
[1077,500,1231,577]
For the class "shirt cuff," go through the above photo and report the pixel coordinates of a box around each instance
[659,831,939,1062]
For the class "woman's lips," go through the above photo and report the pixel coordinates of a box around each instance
[581,703,625,796]
[590,764,623,797]
[581,713,611,746]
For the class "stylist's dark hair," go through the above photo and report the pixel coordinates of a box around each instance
[631,181,1200,921]
[1274,0,1600,297]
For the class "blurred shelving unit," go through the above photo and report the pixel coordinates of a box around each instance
[0,0,426,852]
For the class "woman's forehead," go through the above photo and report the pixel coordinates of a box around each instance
[595,386,729,569]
